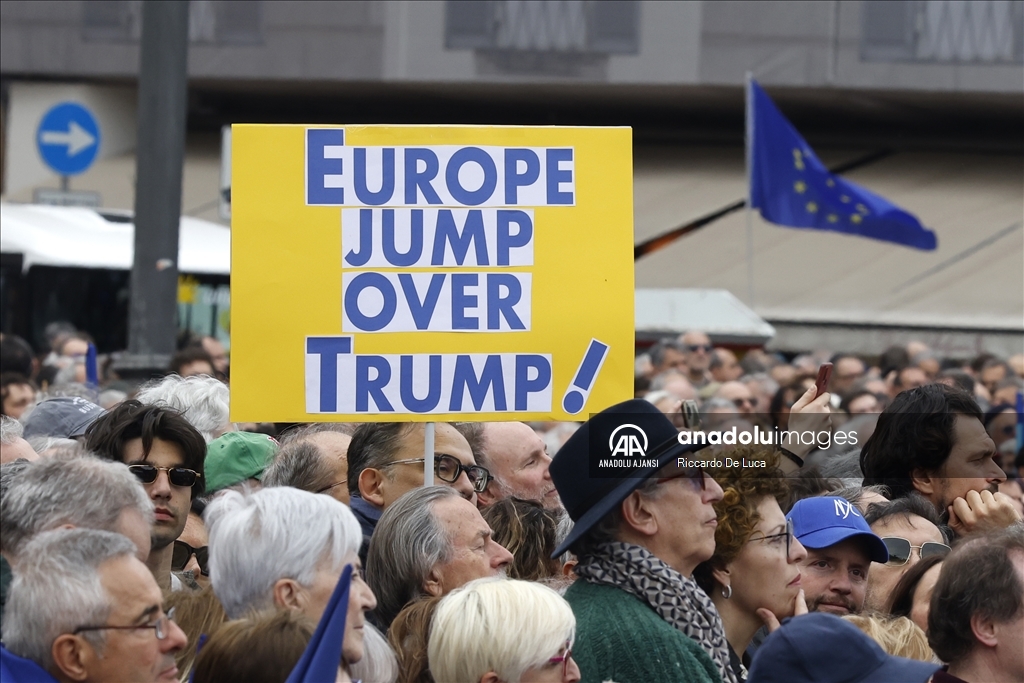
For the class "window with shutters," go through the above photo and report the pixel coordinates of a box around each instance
[861,0,1023,63]
[444,0,639,54]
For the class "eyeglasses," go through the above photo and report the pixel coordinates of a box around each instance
[656,465,706,491]
[732,397,758,408]
[171,540,209,576]
[882,537,950,566]
[316,480,347,495]
[128,464,201,488]
[748,518,794,557]
[686,344,713,353]
[548,642,573,679]
[73,607,177,640]
[381,454,491,493]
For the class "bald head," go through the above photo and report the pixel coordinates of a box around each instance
[478,422,560,509]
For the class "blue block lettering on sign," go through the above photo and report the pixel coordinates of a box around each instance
[354,148,396,205]
[432,210,488,266]
[515,355,552,411]
[487,274,525,330]
[398,274,445,330]
[306,337,352,412]
[344,273,398,331]
[504,149,540,204]
[545,148,574,205]
[307,129,345,204]
[446,147,498,206]
[36,102,101,176]
[405,149,443,205]
[383,209,424,266]
[400,355,442,412]
[496,210,533,266]
[356,356,394,412]
[450,355,508,411]
[451,274,479,330]
[344,209,375,267]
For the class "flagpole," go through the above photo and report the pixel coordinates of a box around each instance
[745,71,755,308]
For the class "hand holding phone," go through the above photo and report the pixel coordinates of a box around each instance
[682,400,701,430]
[814,362,833,398]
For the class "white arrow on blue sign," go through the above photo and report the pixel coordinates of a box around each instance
[36,102,101,176]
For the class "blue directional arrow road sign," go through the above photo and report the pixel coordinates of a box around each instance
[36,102,101,176]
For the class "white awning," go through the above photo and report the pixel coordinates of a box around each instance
[0,202,230,275]
[636,288,775,346]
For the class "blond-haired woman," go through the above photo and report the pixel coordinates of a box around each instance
[429,579,579,683]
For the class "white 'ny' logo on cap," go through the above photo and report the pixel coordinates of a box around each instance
[834,499,861,519]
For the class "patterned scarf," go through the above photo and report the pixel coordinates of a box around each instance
[575,541,739,683]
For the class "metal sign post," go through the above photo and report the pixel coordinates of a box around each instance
[423,422,434,486]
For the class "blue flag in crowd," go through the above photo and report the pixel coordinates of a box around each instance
[1,646,60,683]
[286,564,353,683]
[749,80,937,250]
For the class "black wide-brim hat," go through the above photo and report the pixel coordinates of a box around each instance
[550,399,703,557]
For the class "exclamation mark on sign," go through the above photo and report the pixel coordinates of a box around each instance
[562,339,610,414]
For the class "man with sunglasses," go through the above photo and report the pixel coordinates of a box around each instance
[346,422,487,562]
[714,381,759,417]
[862,494,950,613]
[85,400,206,592]
[2,528,187,683]
[676,330,714,389]
[787,496,889,617]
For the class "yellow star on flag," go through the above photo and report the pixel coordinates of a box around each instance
[794,180,807,194]
[851,214,863,224]
[827,214,839,223]
[806,201,818,213]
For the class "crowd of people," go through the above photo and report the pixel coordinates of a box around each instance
[0,324,1023,683]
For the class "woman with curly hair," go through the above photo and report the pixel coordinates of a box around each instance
[694,446,808,682]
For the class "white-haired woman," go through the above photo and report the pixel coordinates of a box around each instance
[205,487,383,677]
[429,578,581,683]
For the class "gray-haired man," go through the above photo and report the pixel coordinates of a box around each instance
[2,528,187,683]
[366,486,512,629]
[1,455,153,564]
[0,454,153,632]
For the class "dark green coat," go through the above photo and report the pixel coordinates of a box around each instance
[565,579,723,683]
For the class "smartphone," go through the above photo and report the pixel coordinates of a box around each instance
[682,400,701,430]
[815,362,833,397]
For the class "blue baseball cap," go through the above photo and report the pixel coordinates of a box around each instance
[746,613,940,683]
[21,397,105,440]
[787,496,888,564]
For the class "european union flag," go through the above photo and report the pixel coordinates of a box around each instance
[285,564,352,683]
[749,80,937,250]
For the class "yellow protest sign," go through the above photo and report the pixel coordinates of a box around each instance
[230,125,634,422]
